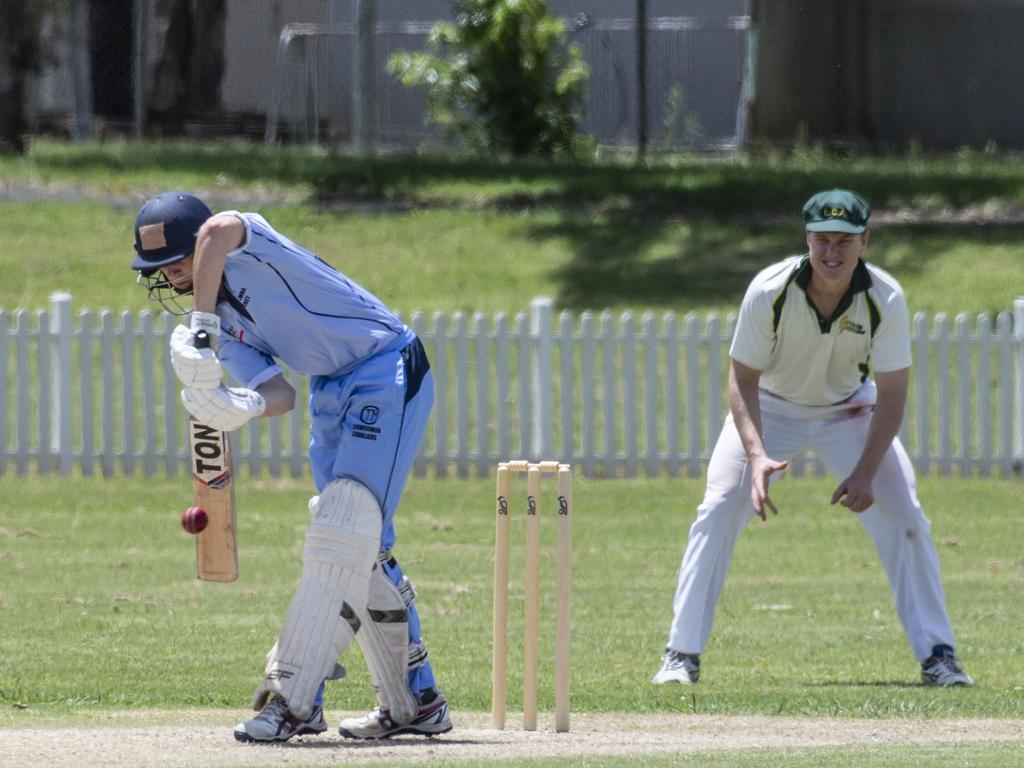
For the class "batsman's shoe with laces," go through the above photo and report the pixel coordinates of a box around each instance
[338,689,453,740]
[921,645,972,687]
[652,649,701,685]
[233,696,327,743]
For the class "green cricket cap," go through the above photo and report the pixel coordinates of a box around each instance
[802,189,870,233]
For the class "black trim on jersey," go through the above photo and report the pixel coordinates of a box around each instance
[219,277,255,322]
[771,258,804,334]
[792,255,874,334]
[381,385,410,515]
[250,224,341,274]
[242,248,404,335]
[865,294,881,338]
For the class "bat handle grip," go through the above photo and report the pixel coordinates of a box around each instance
[194,330,211,349]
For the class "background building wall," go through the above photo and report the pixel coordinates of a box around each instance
[27,0,1024,150]
[207,0,754,148]
[751,0,1024,150]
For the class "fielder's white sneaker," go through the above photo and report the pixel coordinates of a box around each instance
[921,646,972,687]
[233,696,328,743]
[338,689,453,740]
[652,650,700,685]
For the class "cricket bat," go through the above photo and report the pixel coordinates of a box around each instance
[188,329,238,582]
[189,419,238,581]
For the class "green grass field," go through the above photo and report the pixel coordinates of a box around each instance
[2,473,1021,714]
[2,141,1024,765]
[1,473,1022,765]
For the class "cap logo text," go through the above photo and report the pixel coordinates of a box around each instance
[138,222,167,250]
[822,206,848,219]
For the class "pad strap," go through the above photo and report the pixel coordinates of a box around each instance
[354,563,418,723]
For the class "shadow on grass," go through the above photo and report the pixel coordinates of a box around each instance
[26,141,1024,312]
[27,140,1024,213]
[525,218,1024,311]
[527,216,796,310]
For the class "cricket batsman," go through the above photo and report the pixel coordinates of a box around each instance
[130,190,453,742]
[653,189,972,688]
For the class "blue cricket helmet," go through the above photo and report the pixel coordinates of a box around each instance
[131,191,212,275]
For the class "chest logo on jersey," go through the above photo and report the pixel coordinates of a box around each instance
[838,317,866,335]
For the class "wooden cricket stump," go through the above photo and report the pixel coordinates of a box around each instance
[492,460,572,732]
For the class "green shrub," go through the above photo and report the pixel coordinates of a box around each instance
[388,0,589,158]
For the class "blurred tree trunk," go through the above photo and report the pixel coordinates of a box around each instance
[149,0,225,130]
[89,0,133,121]
[0,0,33,154]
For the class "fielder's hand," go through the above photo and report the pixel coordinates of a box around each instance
[749,454,789,521]
[181,384,266,431]
[170,323,222,388]
[831,472,874,513]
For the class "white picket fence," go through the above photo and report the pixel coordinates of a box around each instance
[2,294,1023,479]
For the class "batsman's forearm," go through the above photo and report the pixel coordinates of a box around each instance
[192,215,244,314]
[191,242,229,314]
[255,375,297,418]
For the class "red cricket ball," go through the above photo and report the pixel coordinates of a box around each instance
[181,506,209,534]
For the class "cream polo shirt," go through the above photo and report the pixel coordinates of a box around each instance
[729,255,912,407]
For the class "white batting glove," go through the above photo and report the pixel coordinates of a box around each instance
[169,324,222,389]
[190,311,221,338]
[181,384,266,432]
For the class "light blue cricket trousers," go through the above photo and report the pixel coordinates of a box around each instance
[308,336,437,699]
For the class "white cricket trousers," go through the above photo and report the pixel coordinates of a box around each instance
[666,405,956,662]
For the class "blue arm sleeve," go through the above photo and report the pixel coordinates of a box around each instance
[219,336,285,389]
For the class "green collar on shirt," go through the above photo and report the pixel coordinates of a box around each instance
[793,254,873,333]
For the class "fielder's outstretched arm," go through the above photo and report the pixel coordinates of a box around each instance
[729,359,789,520]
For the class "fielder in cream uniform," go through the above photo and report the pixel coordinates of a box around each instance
[653,189,972,688]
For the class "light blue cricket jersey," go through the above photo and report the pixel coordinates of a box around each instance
[213,212,415,388]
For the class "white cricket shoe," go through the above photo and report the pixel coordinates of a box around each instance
[338,689,453,740]
[652,649,701,685]
[921,646,973,686]
[233,696,328,743]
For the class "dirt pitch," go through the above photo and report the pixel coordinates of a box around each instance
[3,710,1024,768]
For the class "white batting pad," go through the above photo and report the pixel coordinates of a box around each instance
[253,479,382,720]
[354,564,418,724]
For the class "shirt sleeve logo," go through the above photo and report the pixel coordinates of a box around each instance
[359,405,380,425]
